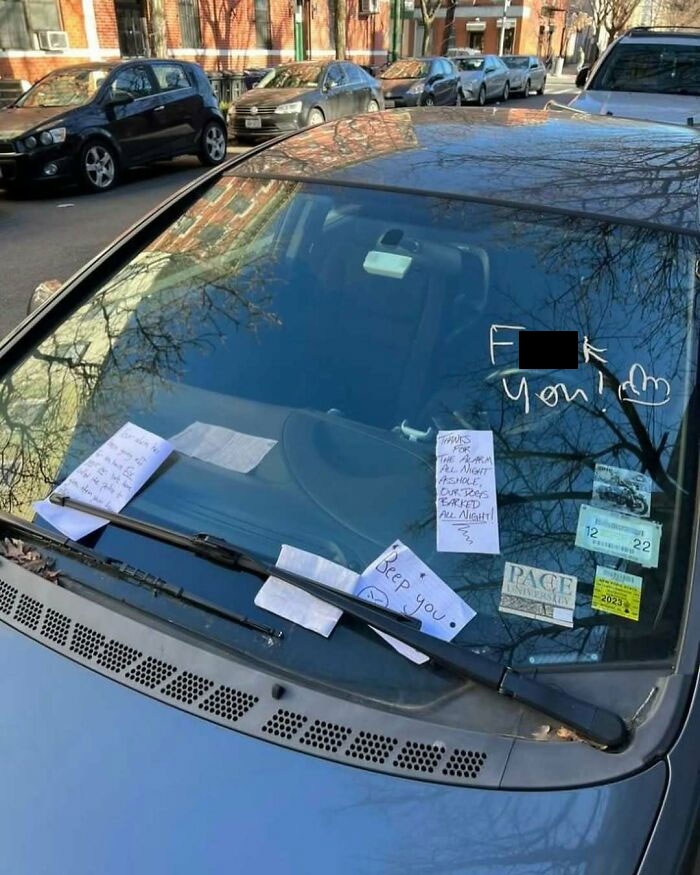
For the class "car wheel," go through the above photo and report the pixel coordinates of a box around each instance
[502,81,510,101]
[423,94,435,106]
[538,77,546,95]
[308,107,325,127]
[366,98,380,112]
[478,85,486,106]
[199,120,227,165]
[80,140,118,193]
[457,88,466,106]
[523,78,531,97]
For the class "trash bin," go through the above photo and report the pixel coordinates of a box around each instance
[554,56,565,76]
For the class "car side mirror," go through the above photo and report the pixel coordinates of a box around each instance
[432,73,444,82]
[575,66,590,88]
[108,89,134,106]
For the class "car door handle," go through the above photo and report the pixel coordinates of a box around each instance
[154,105,165,112]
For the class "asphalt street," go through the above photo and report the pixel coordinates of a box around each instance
[0,90,575,341]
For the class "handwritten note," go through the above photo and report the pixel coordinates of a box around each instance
[34,422,172,541]
[170,421,277,474]
[356,540,476,664]
[255,545,359,637]
[436,430,500,554]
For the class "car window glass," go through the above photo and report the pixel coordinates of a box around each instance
[110,65,154,99]
[344,63,363,84]
[258,64,324,88]
[326,64,346,86]
[17,66,109,108]
[153,64,189,91]
[592,43,700,95]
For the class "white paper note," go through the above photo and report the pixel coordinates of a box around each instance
[436,429,500,554]
[34,422,172,541]
[255,545,359,637]
[170,421,277,474]
[356,540,477,664]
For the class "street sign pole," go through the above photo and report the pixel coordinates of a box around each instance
[498,0,510,55]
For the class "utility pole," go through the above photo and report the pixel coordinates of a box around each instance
[498,0,511,55]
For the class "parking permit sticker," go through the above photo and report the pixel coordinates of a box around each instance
[592,464,652,518]
[575,504,661,568]
[592,566,642,621]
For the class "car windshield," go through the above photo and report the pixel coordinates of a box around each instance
[503,57,528,69]
[380,60,429,79]
[458,58,485,71]
[1,175,698,693]
[591,43,700,95]
[17,67,110,107]
[258,64,324,88]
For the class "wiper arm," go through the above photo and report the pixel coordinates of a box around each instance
[0,511,283,640]
[48,495,628,748]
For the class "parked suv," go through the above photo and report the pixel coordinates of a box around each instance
[0,60,227,193]
[570,26,700,125]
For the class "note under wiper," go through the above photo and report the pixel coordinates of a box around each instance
[48,494,629,748]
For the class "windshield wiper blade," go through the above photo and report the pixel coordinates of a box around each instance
[48,495,628,748]
[0,510,282,639]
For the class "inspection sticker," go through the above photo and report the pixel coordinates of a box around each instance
[592,565,642,621]
[575,504,661,568]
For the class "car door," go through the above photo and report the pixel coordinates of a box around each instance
[428,61,447,104]
[149,62,203,155]
[530,57,544,90]
[102,64,165,165]
[492,58,508,96]
[342,63,369,113]
[482,57,496,98]
[323,63,352,120]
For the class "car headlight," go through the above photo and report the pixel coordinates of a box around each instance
[407,82,425,95]
[274,101,302,114]
[24,135,37,150]
[42,127,67,145]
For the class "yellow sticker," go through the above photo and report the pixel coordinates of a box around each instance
[592,566,642,621]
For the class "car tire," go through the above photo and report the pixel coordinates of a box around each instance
[523,78,531,97]
[79,140,119,193]
[457,88,466,106]
[366,98,380,112]
[308,107,325,127]
[423,94,435,106]
[199,120,228,166]
[478,85,486,106]
[502,81,510,101]
[538,77,546,95]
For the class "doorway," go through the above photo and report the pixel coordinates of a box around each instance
[115,0,148,56]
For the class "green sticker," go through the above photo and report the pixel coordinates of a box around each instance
[592,566,642,621]
[575,504,661,568]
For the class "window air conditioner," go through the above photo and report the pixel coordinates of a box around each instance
[37,31,69,51]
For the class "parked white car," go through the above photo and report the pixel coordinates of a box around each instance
[570,27,700,126]
[502,55,547,96]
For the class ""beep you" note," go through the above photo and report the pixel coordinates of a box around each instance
[436,430,500,554]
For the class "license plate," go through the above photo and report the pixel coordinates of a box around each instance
[245,118,262,129]
[384,99,395,108]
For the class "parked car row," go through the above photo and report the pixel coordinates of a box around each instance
[0,53,550,193]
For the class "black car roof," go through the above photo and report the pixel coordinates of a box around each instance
[232,107,700,234]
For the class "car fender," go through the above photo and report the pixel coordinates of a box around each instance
[72,126,124,164]
[194,109,227,145]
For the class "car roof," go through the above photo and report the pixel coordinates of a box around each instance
[621,26,700,44]
[231,107,700,234]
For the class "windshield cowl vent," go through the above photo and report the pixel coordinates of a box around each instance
[14,592,43,631]
[40,607,70,646]
[345,731,398,764]
[0,579,18,615]
[262,708,308,739]
[299,719,352,753]
[198,685,259,722]
[161,670,214,705]
[125,655,177,689]
[442,748,487,779]
[393,740,445,773]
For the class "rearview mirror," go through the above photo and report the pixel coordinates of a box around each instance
[575,66,590,88]
[108,89,134,106]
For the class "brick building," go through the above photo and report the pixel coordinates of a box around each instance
[0,0,565,84]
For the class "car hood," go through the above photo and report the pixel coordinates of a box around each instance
[0,105,72,138]
[570,89,700,125]
[459,70,485,83]
[0,619,667,874]
[235,87,314,108]
[379,78,422,96]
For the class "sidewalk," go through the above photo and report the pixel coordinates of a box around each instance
[547,64,578,87]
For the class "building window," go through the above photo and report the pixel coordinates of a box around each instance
[177,0,201,49]
[0,0,61,50]
[254,0,271,49]
[468,31,484,51]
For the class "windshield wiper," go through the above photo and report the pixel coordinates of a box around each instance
[48,494,628,748]
[0,510,283,640]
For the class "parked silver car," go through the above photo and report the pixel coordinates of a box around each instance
[502,55,547,96]
[452,54,510,105]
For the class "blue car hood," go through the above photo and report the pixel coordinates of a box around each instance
[0,623,664,874]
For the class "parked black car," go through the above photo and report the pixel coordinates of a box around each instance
[0,60,227,193]
[229,61,383,142]
[378,57,460,107]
